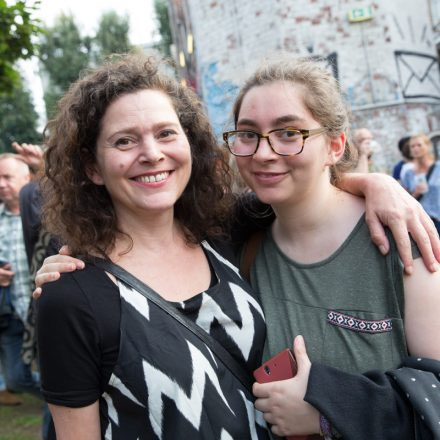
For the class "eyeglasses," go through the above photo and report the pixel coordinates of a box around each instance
[223,127,327,157]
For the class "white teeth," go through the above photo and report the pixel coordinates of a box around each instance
[136,172,169,183]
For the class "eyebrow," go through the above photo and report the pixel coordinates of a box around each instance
[105,121,181,139]
[237,114,307,128]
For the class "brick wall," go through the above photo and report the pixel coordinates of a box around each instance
[172,0,440,171]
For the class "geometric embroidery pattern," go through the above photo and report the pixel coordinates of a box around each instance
[327,310,392,333]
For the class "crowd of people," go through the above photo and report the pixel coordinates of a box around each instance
[0,54,439,440]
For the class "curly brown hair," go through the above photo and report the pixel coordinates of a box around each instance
[42,54,233,257]
[232,57,357,183]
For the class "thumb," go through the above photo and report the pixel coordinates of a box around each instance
[59,245,72,256]
[293,335,311,372]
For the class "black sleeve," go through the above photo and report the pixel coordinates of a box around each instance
[36,265,120,408]
[19,181,42,266]
[305,363,414,440]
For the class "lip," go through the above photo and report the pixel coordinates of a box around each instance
[131,170,173,186]
[252,171,288,185]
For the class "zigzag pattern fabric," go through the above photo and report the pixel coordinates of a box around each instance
[100,241,269,439]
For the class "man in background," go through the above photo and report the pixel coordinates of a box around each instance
[0,154,41,404]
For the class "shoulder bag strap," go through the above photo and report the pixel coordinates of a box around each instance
[92,258,253,393]
[240,230,265,282]
[416,163,436,202]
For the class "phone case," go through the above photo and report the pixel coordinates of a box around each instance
[253,349,307,440]
[253,348,298,383]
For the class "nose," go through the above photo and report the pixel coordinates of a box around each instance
[253,137,278,162]
[138,137,165,163]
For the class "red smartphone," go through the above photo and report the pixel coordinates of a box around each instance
[253,348,298,383]
[253,349,307,440]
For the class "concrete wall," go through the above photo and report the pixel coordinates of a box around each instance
[172,0,440,171]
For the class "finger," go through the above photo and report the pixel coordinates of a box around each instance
[253,381,271,398]
[416,213,440,270]
[59,245,73,256]
[365,212,389,255]
[410,220,438,273]
[293,335,311,372]
[11,141,22,153]
[254,397,272,413]
[32,287,42,299]
[35,271,61,288]
[381,215,413,274]
[271,424,282,436]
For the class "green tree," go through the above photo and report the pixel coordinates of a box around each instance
[0,0,42,93]
[154,0,172,57]
[39,13,91,117]
[0,77,41,152]
[93,11,132,64]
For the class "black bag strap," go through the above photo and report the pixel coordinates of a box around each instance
[416,163,435,202]
[92,258,253,393]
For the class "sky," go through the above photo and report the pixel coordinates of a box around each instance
[20,0,157,129]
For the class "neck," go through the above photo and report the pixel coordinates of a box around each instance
[272,177,338,238]
[110,208,185,260]
[415,155,434,170]
[271,179,365,263]
[4,201,19,215]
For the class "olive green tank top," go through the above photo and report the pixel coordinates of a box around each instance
[251,214,414,374]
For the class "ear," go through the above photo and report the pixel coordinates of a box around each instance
[86,162,105,185]
[325,132,346,166]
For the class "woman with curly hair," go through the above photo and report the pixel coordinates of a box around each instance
[36,55,269,439]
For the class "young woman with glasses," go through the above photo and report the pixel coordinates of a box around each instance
[224,58,440,438]
[35,57,439,439]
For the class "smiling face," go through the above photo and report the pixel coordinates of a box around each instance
[409,135,431,159]
[90,89,192,221]
[234,81,343,208]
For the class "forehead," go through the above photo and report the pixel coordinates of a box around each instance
[0,158,24,174]
[101,89,179,127]
[410,137,425,145]
[238,81,315,125]
[356,129,372,139]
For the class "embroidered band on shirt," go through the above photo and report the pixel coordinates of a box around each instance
[327,310,392,333]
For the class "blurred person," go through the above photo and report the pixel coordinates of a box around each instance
[0,154,41,404]
[392,136,412,181]
[13,142,57,439]
[402,133,440,234]
[352,127,373,173]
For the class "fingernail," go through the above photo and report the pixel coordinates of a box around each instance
[405,265,413,275]
[430,263,439,272]
[379,245,387,255]
[78,262,85,269]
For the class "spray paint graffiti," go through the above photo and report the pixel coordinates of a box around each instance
[395,50,440,100]
[201,62,239,138]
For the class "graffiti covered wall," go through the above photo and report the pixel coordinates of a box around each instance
[173,0,440,170]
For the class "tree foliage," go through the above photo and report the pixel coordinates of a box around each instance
[0,77,41,152]
[93,11,132,64]
[39,13,91,117]
[0,0,42,93]
[38,11,133,117]
[154,0,172,57]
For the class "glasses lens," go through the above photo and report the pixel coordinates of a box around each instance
[227,131,258,156]
[269,129,303,155]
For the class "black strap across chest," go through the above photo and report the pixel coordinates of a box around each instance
[92,257,254,394]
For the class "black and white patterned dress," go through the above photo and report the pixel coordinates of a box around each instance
[37,241,269,439]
